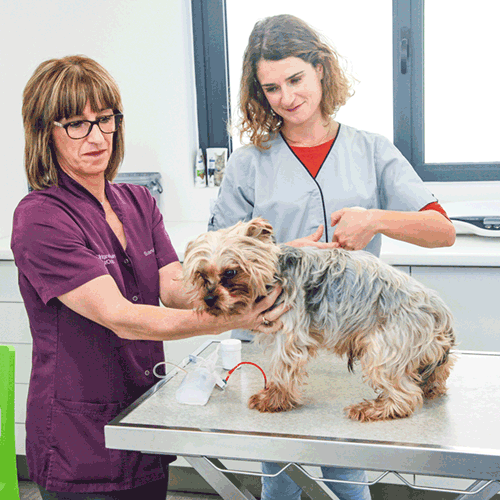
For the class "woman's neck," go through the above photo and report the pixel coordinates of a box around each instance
[282,119,338,147]
[60,166,107,204]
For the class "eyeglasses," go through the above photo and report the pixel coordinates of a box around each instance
[53,113,123,139]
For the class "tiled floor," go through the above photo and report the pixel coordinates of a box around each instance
[19,481,223,500]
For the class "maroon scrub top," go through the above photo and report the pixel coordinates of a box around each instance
[11,169,178,493]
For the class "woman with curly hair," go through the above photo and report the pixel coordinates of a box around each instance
[209,14,455,500]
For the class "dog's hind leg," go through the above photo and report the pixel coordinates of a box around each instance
[421,352,456,400]
[345,330,424,422]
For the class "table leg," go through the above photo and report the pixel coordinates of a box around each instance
[184,456,257,500]
[279,463,337,500]
[454,480,500,500]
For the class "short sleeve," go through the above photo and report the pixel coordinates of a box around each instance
[420,201,451,221]
[208,147,256,231]
[150,195,179,268]
[11,201,108,305]
[376,135,436,212]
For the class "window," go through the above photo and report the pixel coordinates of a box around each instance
[193,0,500,181]
[394,0,500,181]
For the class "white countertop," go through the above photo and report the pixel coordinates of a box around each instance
[2,222,500,266]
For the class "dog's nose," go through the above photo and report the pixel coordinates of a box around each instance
[204,294,218,307]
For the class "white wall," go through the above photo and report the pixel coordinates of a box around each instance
[0,0,216,241]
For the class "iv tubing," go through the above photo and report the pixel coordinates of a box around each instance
[224,362,267,389]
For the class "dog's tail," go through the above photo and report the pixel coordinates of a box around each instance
[418,349,450,386]
[418,305,456,396]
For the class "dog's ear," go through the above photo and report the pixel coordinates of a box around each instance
[244,217,275,243]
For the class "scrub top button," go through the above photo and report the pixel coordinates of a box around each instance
[132,295,139,302]
[145,370,150,376]
[124,258,130,265]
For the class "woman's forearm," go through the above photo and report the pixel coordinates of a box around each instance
[58,274,284,342]
[108,302,239,340]
[370,209,456,248]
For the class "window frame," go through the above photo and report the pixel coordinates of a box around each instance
[191,0,232,152]
[193,0,500,181]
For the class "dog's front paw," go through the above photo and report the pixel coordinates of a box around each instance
[248,383,297,413]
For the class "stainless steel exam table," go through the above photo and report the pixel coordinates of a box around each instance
[105,341,500,499]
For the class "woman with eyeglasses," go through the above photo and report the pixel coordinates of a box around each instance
[11,55,286,500]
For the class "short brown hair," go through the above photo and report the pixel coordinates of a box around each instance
[238,15,355,149]
[22,55,125,190]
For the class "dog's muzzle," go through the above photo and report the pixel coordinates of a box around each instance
[203,294,218,307]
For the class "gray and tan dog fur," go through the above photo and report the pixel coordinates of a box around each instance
[183,218,456,422]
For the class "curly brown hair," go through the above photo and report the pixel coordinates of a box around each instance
[237,15,355,149]
[22,55,125,190]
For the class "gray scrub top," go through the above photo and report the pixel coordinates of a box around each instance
[209,123,437,340]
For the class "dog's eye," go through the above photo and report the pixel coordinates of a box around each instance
[195,272,209,285]
[223,269,237,280]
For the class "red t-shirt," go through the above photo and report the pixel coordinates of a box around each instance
[289,140,450,220]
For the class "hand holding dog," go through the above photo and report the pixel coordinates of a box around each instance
[331,207,378,250]
[238,286,289,334]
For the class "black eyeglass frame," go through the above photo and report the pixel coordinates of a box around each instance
[53,113,123,139]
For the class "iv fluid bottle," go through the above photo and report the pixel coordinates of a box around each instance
[175,366,216,405]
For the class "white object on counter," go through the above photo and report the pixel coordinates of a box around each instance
[220,339,242,370]
[206,148,227,187]
[194,148,207,188]
[175,348,222,405]
[444,200,500,237]
[175,366,218,405]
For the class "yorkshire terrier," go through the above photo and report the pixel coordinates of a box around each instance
[182,218,456,422]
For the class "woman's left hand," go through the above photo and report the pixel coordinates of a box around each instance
[286,225,341,249]
[330,207,378,250]
[235,286,290,334]
[253,300,290,334]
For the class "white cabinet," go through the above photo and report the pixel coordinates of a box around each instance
[394,265,410,274]
[0,260,23,301]
[0,302,32,343]
[410,266,500,352]
[0,261,30,455]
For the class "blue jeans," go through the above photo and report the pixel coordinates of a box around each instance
[261,462,371,500]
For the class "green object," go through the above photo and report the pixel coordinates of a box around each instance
[0,345,20,499]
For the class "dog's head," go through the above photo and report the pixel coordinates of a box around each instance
[183,217,280,317]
